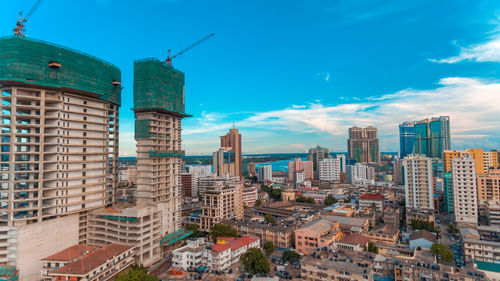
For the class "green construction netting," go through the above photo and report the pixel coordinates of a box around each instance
[133,58,189,116]
[100,215,138,221]
[149,150,185,157]
[135,119,153,139]
[0,36,121,105]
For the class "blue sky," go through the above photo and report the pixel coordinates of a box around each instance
[2,0,500,156]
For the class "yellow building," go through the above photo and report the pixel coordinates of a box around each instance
[477,169,500,203]
[443,149,498,175]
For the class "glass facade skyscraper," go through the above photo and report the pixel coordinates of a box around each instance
[399,121,415,158]
[400,116,450,160]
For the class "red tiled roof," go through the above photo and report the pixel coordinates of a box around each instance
[229,236,259,251]
[216,236,236,241]
[52,244,133,276]
[42,245,97,262]
[212,236,259,253]
[359,193,384,201]
[340,234,370,246]
[211,243,231,253]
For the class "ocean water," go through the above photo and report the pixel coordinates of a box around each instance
[254,158,307,172]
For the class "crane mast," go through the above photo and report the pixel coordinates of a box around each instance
[13,0,44,37]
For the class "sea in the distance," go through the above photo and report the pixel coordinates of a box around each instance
[254,158,307,172]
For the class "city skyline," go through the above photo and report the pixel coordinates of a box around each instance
[2,1,500,156]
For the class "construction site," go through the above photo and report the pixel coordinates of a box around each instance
[0,1,210,280]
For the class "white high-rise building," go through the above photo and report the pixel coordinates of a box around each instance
[185,165,212,177]
[319,158,340,181]
[452,156,478,225]
[404,154,434,211]
[0,36,120,280]
[257,165,272,183]
[346,163,374,185]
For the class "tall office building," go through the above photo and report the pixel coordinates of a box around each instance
[399,121,415,158]
[257,165,272,183]
[347,126,380,163]
[308,145,331,179]
[345,163,374,185]
[413,116,450,159]
[247,162,256,177]
[213,148,236,178]
[288,158,313,182]
[220,128,242,177]
[318,158,340,181]
[393,159,404,185]
[0,36,120,280]
[452,156,478,226]
[404,155,434,212]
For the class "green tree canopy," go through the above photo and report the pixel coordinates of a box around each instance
[411,219,439,233]
[282,250,300,263]
[264,213,275,224]
[364,241,379,254]
[431,243,454,263]
[296,196,315,204]
[185,223,205,238]
[115,264,158,281]
[240,248,270,274]
[263,241,275,256]
[324,195,338,206]
[210,224,238,240]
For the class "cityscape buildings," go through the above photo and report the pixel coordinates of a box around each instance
[347,126,380,163]
[399,121,415,158]
[403,154,434,212]
[199,182,243,231]
[308,145,331,179]
[220,128,242,177]
[257,165,272,183]
[413,116,451,159]
[213,148,236,178]
[318,158,341,181]
[0,36,121,280]
[287,158,313,181]
[452,156,478,226]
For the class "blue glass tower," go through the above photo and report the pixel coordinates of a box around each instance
[399,121,415,158]
[413,116,450,159]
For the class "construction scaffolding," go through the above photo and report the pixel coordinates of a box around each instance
[0,36,121,105]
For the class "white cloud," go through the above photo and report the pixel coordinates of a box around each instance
[430,35,500,63]
[184,77,500,154]
[317,72,332,82]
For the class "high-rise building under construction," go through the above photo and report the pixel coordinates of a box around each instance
[0,36,120,280]
[347,126,380,163]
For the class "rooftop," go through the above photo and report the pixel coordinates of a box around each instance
[52,244,133,276]
[359,193,385,201]
[410,230,437,243]
[42,245,97,262]
[339,234,370,245]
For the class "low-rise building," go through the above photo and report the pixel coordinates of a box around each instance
[409,230,436,251]
[324,215,370,234]
[333,233,370,252]
[383,207,400,229]
[358,193,385,213]
[301,257,373,281]
[41,244,134,281]
[172,236,260,272]
[281,190,296,202]
[367,225,400,245]
[295,218,344,255]
[228,219,296,250]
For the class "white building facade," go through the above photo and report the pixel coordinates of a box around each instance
[319,158,340,181]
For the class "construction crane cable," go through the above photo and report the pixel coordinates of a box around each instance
[25,0,43,20]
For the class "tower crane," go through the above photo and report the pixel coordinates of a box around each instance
[163,33,215,66]
[13,0,44,37]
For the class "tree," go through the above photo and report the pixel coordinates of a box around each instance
[264,213,275,224]
[282,250,300,263]
[115,264,158,281]
[296,196,315,204]
[255,199,262,207]
[364,241,379,254]
[263,241,275,256]
[324,195,338,206]
[447,223,458,235]
[431,243,454,263]
[210,224,238,240]
[411,219,439,233]
[185,223,205,238]
[240,248,270,274]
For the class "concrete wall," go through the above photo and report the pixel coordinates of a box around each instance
[16,214,79,281]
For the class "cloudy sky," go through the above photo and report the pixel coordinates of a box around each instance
[2,0,500,155]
